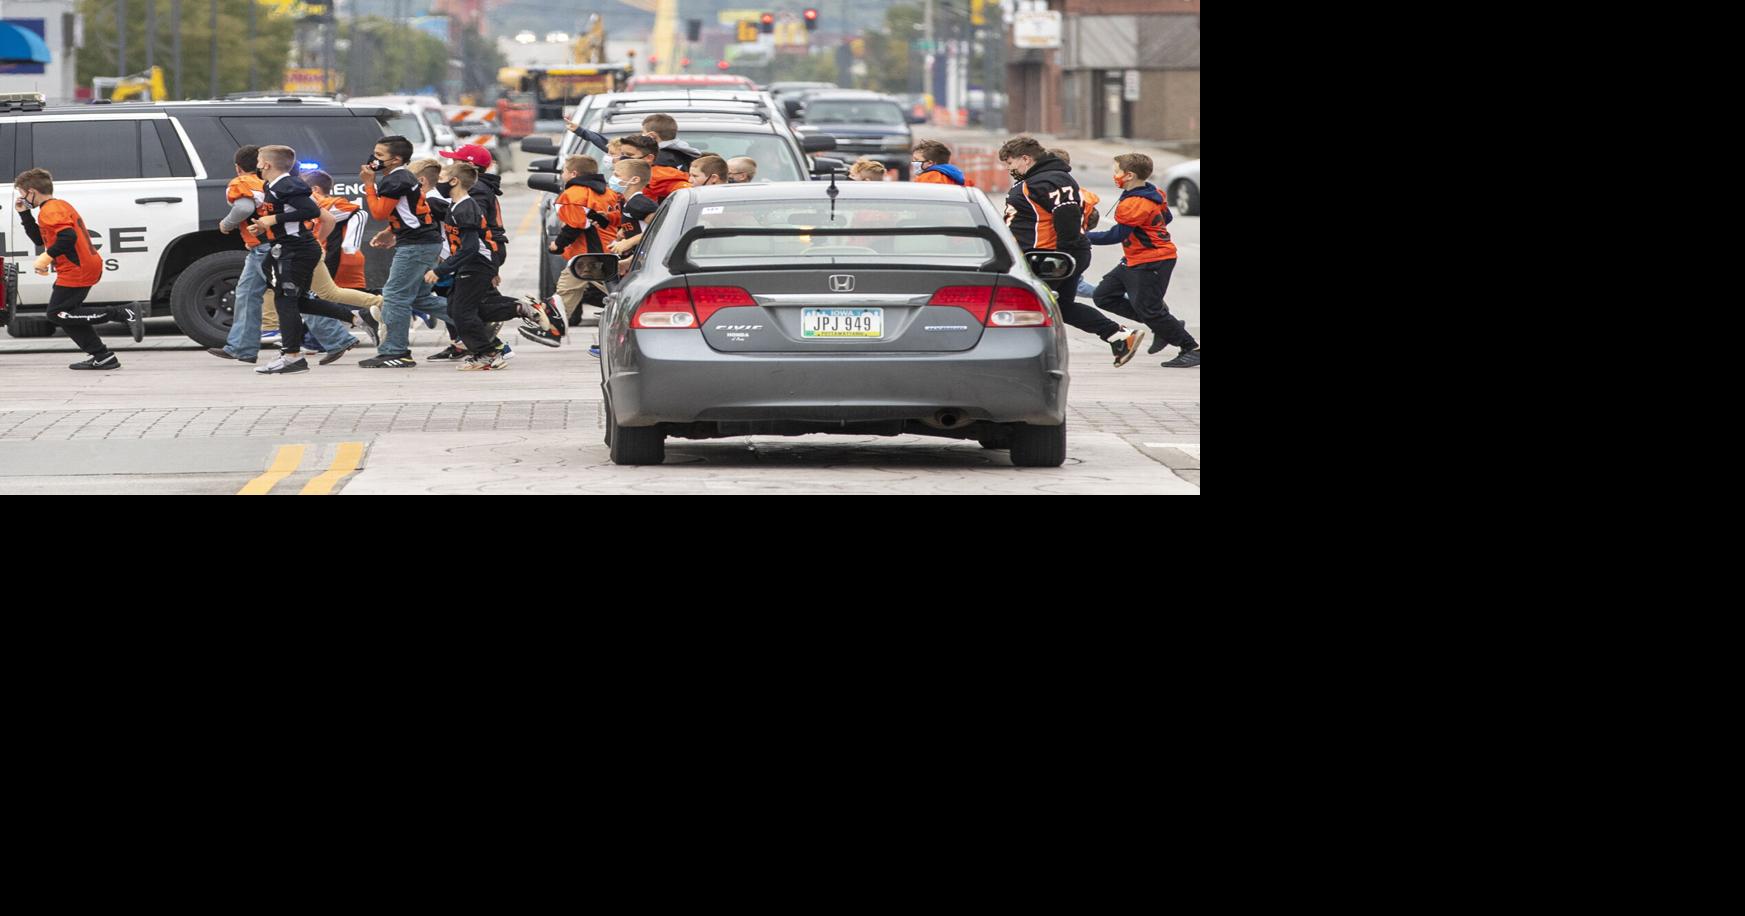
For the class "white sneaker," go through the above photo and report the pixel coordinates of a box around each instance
[255,355,309,374]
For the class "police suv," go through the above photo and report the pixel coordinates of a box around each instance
[0,93,395,347]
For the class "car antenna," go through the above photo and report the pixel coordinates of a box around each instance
[827,168,839,221]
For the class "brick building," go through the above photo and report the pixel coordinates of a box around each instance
[1005,0,1200,148]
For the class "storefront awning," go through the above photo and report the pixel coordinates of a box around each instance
[0,22,52,65]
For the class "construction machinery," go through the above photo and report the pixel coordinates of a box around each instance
[92,66,168,102]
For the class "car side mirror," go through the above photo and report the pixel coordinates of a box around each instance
[527,173,561,193]
[801,134,837,153]
[521,136,559,155]
[529,157,558,173]
[1025,250,1077,281]
[810,157,847,177]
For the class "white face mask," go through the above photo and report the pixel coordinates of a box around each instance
[911,161,926,175]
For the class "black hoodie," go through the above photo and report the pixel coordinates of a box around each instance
[553,174,618,254]
[468,171,508,255]
[655,139,705,172]
[1003,155,1088,252]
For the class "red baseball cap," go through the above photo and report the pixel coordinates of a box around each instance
[439,144,493,169]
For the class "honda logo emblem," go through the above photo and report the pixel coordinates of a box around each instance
[829,275,856,292]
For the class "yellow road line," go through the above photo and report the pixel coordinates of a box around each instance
[516,198,541,240]
[239,444,307,496]
[300,442,366,496]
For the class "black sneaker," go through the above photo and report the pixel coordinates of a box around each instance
[71,354,120,370]
[517,323,563,348]
[355,310,381,348]
[1161,347,1200,368]
[319,339,359,366]
[126,306,146,343]
[208,347,237,360]
[428,344,466,361]
[359,353,417,369]
[255,355,309,374]
[1108,328,1146,368]
[1148,334,1168,355]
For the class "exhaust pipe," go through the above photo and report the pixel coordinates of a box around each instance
[925,409,971,430]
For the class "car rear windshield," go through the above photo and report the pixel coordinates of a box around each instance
[220,116,387,175]
[577,130,804,181]
[803,101,905,126]
[687,199,993,262]
[386,113,426,144]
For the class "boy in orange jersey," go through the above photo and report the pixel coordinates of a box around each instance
[547,154,621,327]
[14,169,143,370]
[1088,153,1198,368]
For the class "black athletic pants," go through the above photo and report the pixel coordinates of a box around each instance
[1050,247,1121,341]
[46,286,130,358]
[448,270,501,355]
[1092,258,1196,350]
[270,242,356,354]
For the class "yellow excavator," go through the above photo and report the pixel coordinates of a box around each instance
[92,66,168,102]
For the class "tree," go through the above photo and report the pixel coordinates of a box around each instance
[77,0,297,99]
[862,3,923,95]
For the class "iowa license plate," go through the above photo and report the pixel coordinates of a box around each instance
[802,308,883,339]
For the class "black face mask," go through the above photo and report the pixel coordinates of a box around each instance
[436,181,454,196]
[368,157,387,171]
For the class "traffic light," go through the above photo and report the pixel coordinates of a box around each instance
[679,56,691,68]
[803,8,818,31]
[717,59,730,71]
[686,19,702,42]
[760,13,775,34]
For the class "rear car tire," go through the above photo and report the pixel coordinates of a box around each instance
[6,315,56,339]
[170,250,248,350]
[607,400,665,465]
[1008,422,1067,468]
[1170,179,1200,216]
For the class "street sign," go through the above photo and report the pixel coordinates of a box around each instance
[1124,69,1141,101]
[737,20,759,43]
[283,68,324,94]
[1013,10,1061,49]
[719,9,763,26]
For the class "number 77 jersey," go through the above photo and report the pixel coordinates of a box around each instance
[1003,157,1089,253]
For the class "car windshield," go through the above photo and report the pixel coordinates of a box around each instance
[687,200,993,263]
[576,130,806,182]
[803,101,905,126]
[387,113,425,143]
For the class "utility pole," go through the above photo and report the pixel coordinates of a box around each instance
[248,0,257,92]
[210,0,219,98]
[117,0,127,79]
[172,0,182,98]
[145,0,155,74]
[924,0,933,113]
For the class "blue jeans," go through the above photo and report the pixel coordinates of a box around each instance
[226,244,356,357]
[379,242,442,355]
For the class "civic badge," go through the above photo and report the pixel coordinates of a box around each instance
[829,274,856,292]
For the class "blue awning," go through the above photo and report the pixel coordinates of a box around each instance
[0,22,52,65]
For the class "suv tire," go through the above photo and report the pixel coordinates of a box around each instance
[1008,422,1067,468]
[170,251,248,350]
[6,315,57,339]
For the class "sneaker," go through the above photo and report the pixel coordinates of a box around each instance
[500,344,514,361]
[523,295,561,338]
[318,339,359,366]
[71,354,120,370]
[126,306,145,343]
[587,345,600,359]
[208,347,237,360]
[358,353,417,369]
[255,355,309,374]
[1160,347,1200,368]
[428,344,467,361]
[355,310,381,347]
[1109,328,1146,368]
[1148,334,1168,355]
[260,330,281,348]
[458,351,507,371]
[517,324,563,348]
[368,305,383,328]
[414,309,437,330]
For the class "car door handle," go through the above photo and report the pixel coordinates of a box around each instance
[135,197,183,204]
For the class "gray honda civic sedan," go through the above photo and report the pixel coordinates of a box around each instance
[598,181,1075,466]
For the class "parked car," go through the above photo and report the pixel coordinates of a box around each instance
[789,90,914,179]
[521,91,841,298]
[0,93,395,345]
[1159,158,1199,216]
[596,181,1074,467]
[626,74,758,93]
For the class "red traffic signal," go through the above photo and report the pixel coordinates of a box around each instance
[760,12,775,33]
[716,59,730,71]
[679,56,691,67]
[803,8,819,31]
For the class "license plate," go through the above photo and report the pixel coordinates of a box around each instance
[802,308,883,339]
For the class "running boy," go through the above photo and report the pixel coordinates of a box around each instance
[246,145,361,374]
[1087,153,1198,367]
[14,168,143,370]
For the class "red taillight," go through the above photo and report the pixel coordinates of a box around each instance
[928,286,995,324]
[987,286,1053,328]
[631,288,697,329]
[631,286,755,328]
[689,286,755,324]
